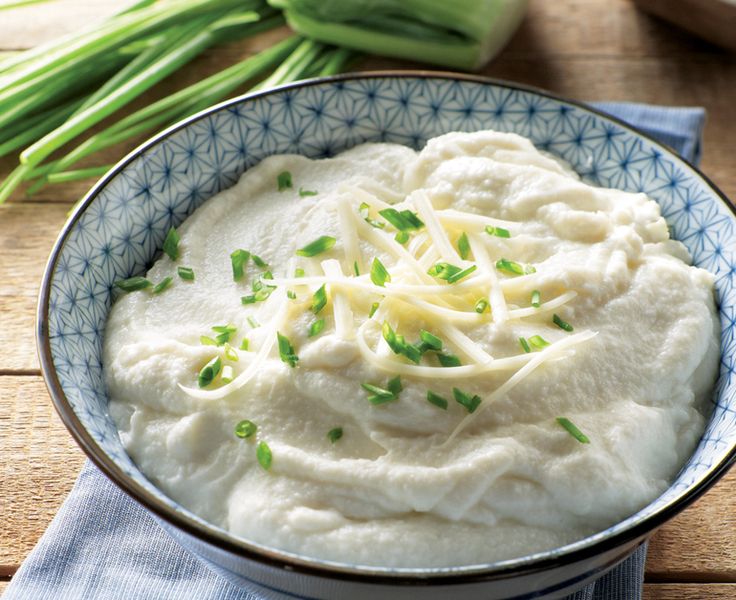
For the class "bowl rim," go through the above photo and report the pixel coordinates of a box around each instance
[37,69,736,585]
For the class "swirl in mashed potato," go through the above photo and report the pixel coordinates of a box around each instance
[105,130,719,567]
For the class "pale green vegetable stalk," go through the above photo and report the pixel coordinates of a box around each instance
[267,0,528,70]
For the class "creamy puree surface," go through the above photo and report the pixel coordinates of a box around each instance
[105,131,719,567]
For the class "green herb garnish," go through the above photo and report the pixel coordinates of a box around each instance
[247,316,260,329]
[197,356,221,388]
[115,276,151,292]
[327,427,343,443]
[235,420,257,439]
[382,322,421,364]
[427,262,477,283]
[370,257,391,287]
[369,302,380,318]
[485,225,511,238]
[556,417,590,444]
[230,249,250,281]
[361,378,400,405]
[457,232,470,259]
[387,375,402,396]
[239,338,250,351]
[299,187,317,197]
[311,284,327,314]
[287,290,296,299]
[395,230,409,244]
[353,261,360,276]
[241,295,257,305]
[378,207,424,231]
[452,387,481,413]
[308,319,325,337]
[519,337,531,353]
[418,330,443,352]
[436,353,461,367]
[296,235,336,257]
[223,342,239,362]
[553,314,573,332]
[252,254,268,268]
[200,335,217,346]
[426,390,449,410]
[528,335,550,349]
[531,290,541,308]
[221,365,234,383]
[295,267,305,278]
[495,258,524,276]
[474,298,489,313]
[277,170,292,191]
[162,227,180,261]
[359,202,385,229]
[177,266,194,281]
[277,332,298,367]
[446,264,477,283]
[257,441,272,470]
[152,276,172,294]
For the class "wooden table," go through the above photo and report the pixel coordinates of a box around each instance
[1,1,734,597]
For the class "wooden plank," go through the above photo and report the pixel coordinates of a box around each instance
[644,583,736,598]
[0,377,84,576]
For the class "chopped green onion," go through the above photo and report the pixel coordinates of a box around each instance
[311,284,327,314]
[299,187,317,197]
[353,261,360,276]
[369,302,380,318]
[197,356,221,388]
[457,232,470,260]
[221,365,235,383]
[524,264,536,274]
[485,225,511,238]
[474,298,489,313]
[308,318,325,337]
[223,342,239,362]
[370,257,391,287]
[387,375,402,396]
[529,335,550,349]
[277,170,292,191]
[378,207,424,231]
[553,314,574,332]
[382,322,421,364]
[427,262,461,280]
[419,330,443,351]
[277,332,298,367]
[213,324,236,334]
[115,276,151,292]
[495,258,524,276]
[519,337,531,353]
[426,390,449,410]
[556,417,590,444]
[235,419,257,439]
[359,202,385,229]
[327,427,343,443]
[436,353,461,367]
[296,235,336,257]
[446,264,477,283]
[162,227,180,260]
[252,254,268,268]
[295,267,305,278]
[531,290,541,308]
[152,276,172,294]
[247,316,260,329]
[239,338,250,351]
[262,270,274,280]
[241,295,257,305]
[177,266,194,281]
[200,335,217,346]
[230,249,250,281]
[453,387,481,413]
[361,380,398,405]
[287,290,296,299]
[394,230,409,244]
[256,440,272,470]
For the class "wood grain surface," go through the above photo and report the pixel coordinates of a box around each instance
[1,0,735,597]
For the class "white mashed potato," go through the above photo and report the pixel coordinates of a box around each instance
[105,130,719,567]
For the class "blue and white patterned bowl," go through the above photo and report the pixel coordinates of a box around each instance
[38,73,736,599]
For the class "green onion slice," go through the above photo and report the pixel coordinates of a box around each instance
[235,420,257,439]
[453,387,481,413]
[252,254,268,269]
[426,390,449,410]
[200,335,217,346]
[369,302,380,318]
[277,170,292,191]
[230,249,250,281]
[436,353,461,367]
[457,232,470,259]
[495,258,524,276]
[378,207,424,231]
[529,335,550,349]
[353,261,360,276]
[295,267,305,278]
[221,365,235,384]
[308,318,325,337]
[287,290,296,299]
[177,266,194,281]
[115,276,151,292]
[247,316,260,329]
[553,314,574,332]
[296,235,336,257]
[394,230,409,244]
[556,417,590,444]
[163,227,180,261]
[152,276,172,294]
[223,343,239,362]
[299,187,317,197]
[277,332,298,367]
[370,257,391,287]
[446,264,477,283]
[519,337,531,353]
[197,356,222,388]
[359,202,385,229]
[327,427,343,443]
[311,284,327,314]
[419,330,443,351]
[531,290,541,308]
[382,322,421,364]
[239,338,250,351]
[474,298,489,313]
[485,225,511,238]
[257,441,272,470]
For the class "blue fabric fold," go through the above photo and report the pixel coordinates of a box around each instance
[4,101,706,600]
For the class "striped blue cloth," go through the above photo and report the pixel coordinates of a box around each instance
[4,102,705,600]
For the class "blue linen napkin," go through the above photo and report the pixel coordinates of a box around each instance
[4,101,706,600]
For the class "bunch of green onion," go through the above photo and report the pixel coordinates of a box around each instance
[0,0,525,203]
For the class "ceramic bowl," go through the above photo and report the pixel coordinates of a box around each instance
[38,72,736,599]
